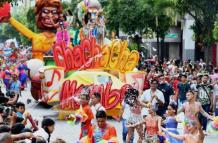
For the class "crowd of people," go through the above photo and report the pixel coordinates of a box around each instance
[0,98,66,143]
[68,56,218,143]
[1,55,218,143]
[0,38,218,143]
[119,57,217,143]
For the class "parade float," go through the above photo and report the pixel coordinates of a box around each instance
[0,0,145,118]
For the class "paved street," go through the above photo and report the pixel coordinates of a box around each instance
[5,84,218,143]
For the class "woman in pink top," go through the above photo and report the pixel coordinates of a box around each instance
[130,105,162,143]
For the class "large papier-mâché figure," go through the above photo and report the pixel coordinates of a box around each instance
[0,0,62,60]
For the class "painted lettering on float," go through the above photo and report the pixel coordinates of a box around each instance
[53,37,139,73]
[59,80,131,110]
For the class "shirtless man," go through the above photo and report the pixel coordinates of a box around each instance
[162,120,204,143]
[177,90,214,133]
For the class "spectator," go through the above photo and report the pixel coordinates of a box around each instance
[0,133,12,143]
[141,79,165,116]
[210,68,218,83]
[196,74,213,130]
[15,102,29,125]
[33,136,47,143]
[176,74,190,106]
[158,74,174,116]
[34,118,55,143]
[0,125,11,133]
[90,92,105,114]
[9,73,21,95]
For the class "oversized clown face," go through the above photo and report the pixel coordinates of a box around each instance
[35,0,62,30]
[41,7,59,28]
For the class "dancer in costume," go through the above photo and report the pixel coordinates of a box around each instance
[163,120,204,143]
[177,90,214,133]
[125,88,149,143]
[80,110,118,143]
[164,102,182,143]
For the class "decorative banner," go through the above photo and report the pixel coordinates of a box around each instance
[125,71,145,95]
[40,66,65,105]
[53,37,139,73]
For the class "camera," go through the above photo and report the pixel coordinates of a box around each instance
[0,105,14,119]
[0,105,16,122]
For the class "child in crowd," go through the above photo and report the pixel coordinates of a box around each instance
[15,102,32,125]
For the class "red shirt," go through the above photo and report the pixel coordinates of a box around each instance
[144,78,150,90]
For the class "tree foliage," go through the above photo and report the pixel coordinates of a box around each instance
[176,0,218,46]
[104,0,121,36]
[175,0,218,61]
[0,0,19,6]
[213,21,218,40]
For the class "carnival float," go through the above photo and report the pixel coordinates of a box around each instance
[0,0,145,118]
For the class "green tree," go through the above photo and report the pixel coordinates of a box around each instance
[0,7,31,45]
[0,0,19,6]
[104,0,175,56]
[213,21,218,40]
[104,0,121,37]
[144,0,174,59]
[176,0,218,62]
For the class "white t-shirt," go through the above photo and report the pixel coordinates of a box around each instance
[91,103,106,124]
[92,103,105,115]
[33,128,49,143]
[140,89,165,116]
[140,89,165,105]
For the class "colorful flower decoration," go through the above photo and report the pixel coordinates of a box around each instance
[207,116,218,135]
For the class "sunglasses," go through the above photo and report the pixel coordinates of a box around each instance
[42,8,58,14]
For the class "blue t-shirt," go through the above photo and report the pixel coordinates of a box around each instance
[10,80,21,93]
[93,126,107,143]
[177,82,190,101]
[16,112,23,118]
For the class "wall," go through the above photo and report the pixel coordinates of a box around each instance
[169,43,180,59]
[183,15,195,61]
